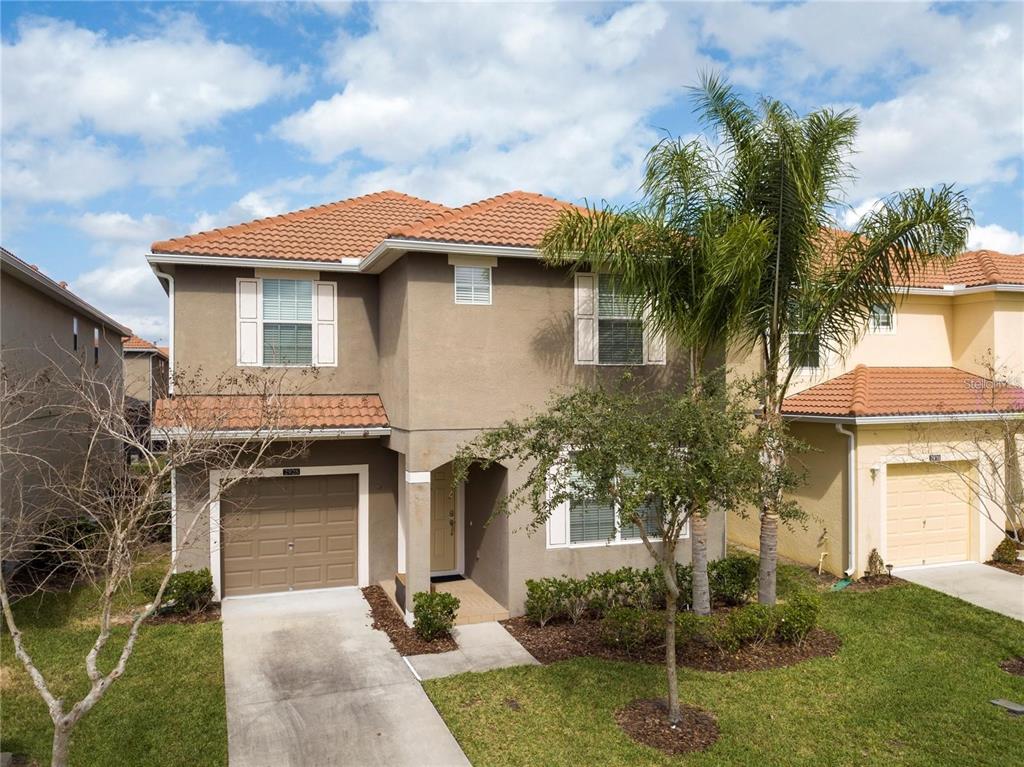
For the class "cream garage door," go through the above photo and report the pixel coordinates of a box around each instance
[221,473,358,597]
[886,462,972,567]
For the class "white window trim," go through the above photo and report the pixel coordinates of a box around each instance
[575,272,666,366]
[452,264,493,305]
[787,330,821,372]
[209,464,370,601]
[236,277,337,368]
[868,304,897,335]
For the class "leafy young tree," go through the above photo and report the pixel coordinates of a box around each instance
[0,356,310,767]
[451,380,759,725]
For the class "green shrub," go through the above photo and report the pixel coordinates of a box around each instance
[138,568,214,615]
[599,607,661,655]
[674,610,711,649]
[713,604,777,652]
[775,590,821,644]
[25,518,101,578]
[992,536,1020,565]
[709,554,758,606]
[412,591,460,641]
[524,578,565,626]
[561,578,590,624]
[866,548,886,577]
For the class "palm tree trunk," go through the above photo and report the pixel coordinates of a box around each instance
[661,553,681,725]
[690,513,711,615]
[758,402,785,605]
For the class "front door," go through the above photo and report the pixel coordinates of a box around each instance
[430,464,457,572]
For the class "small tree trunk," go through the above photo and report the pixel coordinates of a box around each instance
[52,720,72,767]
[691,513,710,616]
[661,556,680,725]
[758,406,785,605]
[758,508,778,605]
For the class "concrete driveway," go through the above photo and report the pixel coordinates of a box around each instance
[221,588,470,767]
[896,562,1023,621]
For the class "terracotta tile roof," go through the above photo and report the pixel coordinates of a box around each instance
[151,191,450,262]
[152,394,389,431]
[388,191,585,248]
[901,250,1024,288]
[783,366,1024,418]
[157,346,169,357]
[122,335,166,357]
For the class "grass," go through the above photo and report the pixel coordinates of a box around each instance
[1,563,227,766]
[425,568,1024,767]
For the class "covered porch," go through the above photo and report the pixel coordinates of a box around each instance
[378,575,509,626]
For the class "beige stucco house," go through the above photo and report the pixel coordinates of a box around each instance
[1,246,130,568]
[147,191,721,619]
[729,250,1024,577]
[122,335,168,409]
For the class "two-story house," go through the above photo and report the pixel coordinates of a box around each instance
[729,250,1024,577]
[122,335,169,410]
[1,246,130,570]
[147,191,720,618]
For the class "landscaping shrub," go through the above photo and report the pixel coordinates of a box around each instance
[674,610,712,649]
[866,548,886,577]
[561,577,590,624]
[709,554,758,605]
[992,536,1020,565]
[138,568,214,615]
[412,591,460,641]
[775,590,821,644]
[24,517,101,579]
[712,604,778,652]
[525,578,566,626]
[599,607,661,655]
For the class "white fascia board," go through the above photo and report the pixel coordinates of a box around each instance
[361,238,541,273]
[785,412,1024,425]
[904,284,1024,296]
[154,426,391,441]
[145,252,362,272]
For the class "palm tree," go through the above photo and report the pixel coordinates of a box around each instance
[541,135,766,615]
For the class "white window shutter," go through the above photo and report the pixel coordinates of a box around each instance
[237,278,260,366]
[314,281,337,367]
[644,307,667,365]
[574,273,597,364]
[548,499,568,547]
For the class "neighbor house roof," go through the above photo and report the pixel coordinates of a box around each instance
[122,335,167,358]
[151,191,450,262]
[1,246,131,335]
[901,250,1024,289]
[152,394,389,433]
[782,366,1024,420]
[388,191,585,248]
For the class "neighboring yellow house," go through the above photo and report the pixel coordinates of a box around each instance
[729,250,1024,577]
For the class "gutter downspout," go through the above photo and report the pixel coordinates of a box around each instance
[835,423,857,576]
[153,270,174,394]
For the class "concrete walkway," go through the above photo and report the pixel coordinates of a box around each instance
[221,588,469,767]
[896,562,1023,621]
[407,621,539,681]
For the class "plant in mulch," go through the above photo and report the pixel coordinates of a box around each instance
[614,698,719,756]
[137,568,214,616]
[999,656,1024,677]
[362,586,456,655]
[412,591,460,641]
[866,548,886,578]
[992,536,1021,565]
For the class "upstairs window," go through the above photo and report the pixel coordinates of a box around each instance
[788,331,820,370]
[869,303,894,333]
[93,328,100,365]
[597,274,643,365]
[236,277,336,367]
[454,265,492,305]
[72,317,78,351]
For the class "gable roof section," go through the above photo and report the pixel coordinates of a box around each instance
[902,250,1024,289]
[153,394,389,433]
[151,191,450,262]
[782,366,1024,420]
[123,335,167,358]
[388,190,585,248]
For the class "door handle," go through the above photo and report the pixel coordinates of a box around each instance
[288,541,294,550]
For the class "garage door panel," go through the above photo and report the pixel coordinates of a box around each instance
[887,462,971,568]
[221,472,360,597]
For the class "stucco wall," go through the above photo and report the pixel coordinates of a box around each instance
[463,462,510,607]
[124,353,153,403]
[951,294,996,375]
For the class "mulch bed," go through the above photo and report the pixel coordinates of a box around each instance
[146,605,221,625]
[362,585,456,655]
[986,560,1024,576]
[614,698,719,755]
[501,616,841,672]
[999,656,1024,677]
[842,575,909,593]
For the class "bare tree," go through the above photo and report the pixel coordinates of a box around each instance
[0,353,311,767]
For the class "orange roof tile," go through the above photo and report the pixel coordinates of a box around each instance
[153,394,388,431]
[782,366,1024,418]
[151,191,450,262]
[389,190,585,248]
[901,250,1024,288]
[122,335,165,356]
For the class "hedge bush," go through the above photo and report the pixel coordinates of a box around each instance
[599,607,662,655]
[412,591,460,641]
[709,554,758,605]
[775,590,821,644]
[992,536,1020,565]
[524,578,565,627]
[137,568,214,615]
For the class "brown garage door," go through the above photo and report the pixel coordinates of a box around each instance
[221,473,358,597]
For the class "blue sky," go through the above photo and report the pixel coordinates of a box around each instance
[2,1,1022,342]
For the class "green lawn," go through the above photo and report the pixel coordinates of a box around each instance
[1,571,227,766]
[426,576,1024,767]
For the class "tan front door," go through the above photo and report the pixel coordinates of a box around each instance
[886,462,971,567]
[221,473,358,597]
[430,464,457,572]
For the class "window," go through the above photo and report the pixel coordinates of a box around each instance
[93,328,100,365]
[869,303,894,333]
[262,279,313,365]
[597,274,643,364]
[454,265,491,305]
[788,331,820,369]
[72,317,78,351]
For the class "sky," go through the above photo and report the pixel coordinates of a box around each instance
[2,1,1022,343]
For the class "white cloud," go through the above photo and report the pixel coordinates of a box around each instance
[841,198,883,229]
[968,224,1024,254]
[1,137,132,203]
[190,191,292,233]
[277,3,707,203]
[74,211,177,243]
